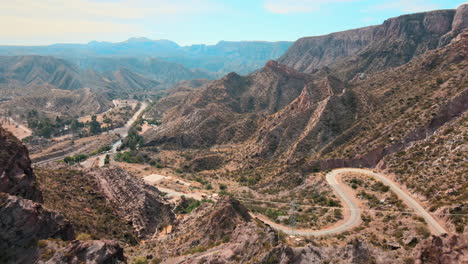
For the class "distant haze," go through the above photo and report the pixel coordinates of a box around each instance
[0,38,293,76]
[0,0,465,46]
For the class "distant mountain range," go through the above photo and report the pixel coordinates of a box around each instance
[0,38,293,76]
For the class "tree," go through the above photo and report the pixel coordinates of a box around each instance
[104,154,110,165]
[123,127,143,150]
[89,115,102,135]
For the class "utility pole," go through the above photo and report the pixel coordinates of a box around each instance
[289,199,296,236]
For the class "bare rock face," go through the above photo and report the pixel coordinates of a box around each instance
[87,167,174,239]
[44,240,126,264]
[440,4,468,46]
[452,4,468,33]
[0,193,75,264]
[278,26,378,73]
[279,8,466,80]
[414,234,468,264]
[0,126,43,202]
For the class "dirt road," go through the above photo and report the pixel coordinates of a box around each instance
[253,168,447,236]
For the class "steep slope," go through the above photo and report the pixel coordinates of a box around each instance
[0,126,75,263]
[109,68,161,92]
[86,168,174,239]
[1,86,112,119]
[0,55,168,96]
[0,55,83,91]
[315,29,467,167]
[144,60,326,148]
[279,5,467,80]
[0,125,42,202]
[74,57,213,84]
[36,166,175,241]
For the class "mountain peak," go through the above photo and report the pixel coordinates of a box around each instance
[125,37,153,43]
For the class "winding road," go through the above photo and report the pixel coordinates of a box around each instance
[33,101,148,166]
[252,168,447,236]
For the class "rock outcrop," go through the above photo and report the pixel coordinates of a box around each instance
[271,239,380,264]
[44,240,126,264]
[87,167,174,239]
[0,193,75,264]
[152,197,278,263]
[414,234,468,264]
[0,127,130,263]
[0,125,42,202]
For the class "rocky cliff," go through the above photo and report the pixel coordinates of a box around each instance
[0,125,42,202]
[279,5,468,80]
[0,127,129,263]
[0,193,75,263]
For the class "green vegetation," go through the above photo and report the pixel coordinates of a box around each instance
[133,256,148,264]
[372,181,390,192]
[114,151,147,163]
[104,154,110,165]
[415,224,430,239]
[64,154,89,164]
[89,115,102,135]
[122,127,143,150]
[76,233,92,241]
[26,110,83,138]
[89,145,111,156]
[174,197,214,214]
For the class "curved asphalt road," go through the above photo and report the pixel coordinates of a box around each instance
[254,168,447,236]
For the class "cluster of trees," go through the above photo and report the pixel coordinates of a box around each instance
[121,127,143,150]
[114,151,148,163]
[63,154,89,164]
[26,110,105,139]
[27,110,83,138]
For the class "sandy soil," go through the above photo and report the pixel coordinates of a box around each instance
[0,117,32,139]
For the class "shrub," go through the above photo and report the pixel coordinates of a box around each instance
[37,240,48,248]
[76,233,92,241]
[415,224,430,239]
[133,256,148,264]
[64,154,89,164]
[89,145,111,156]
[40,248,55,261]
[114,151,146,163]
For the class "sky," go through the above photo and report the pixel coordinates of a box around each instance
[0,0,466,46]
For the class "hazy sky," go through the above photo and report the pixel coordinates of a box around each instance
[1,0,466,46]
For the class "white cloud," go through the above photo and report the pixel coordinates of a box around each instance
[264,0,356,14]
[0,0,221,44]
[371,0,439,13]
